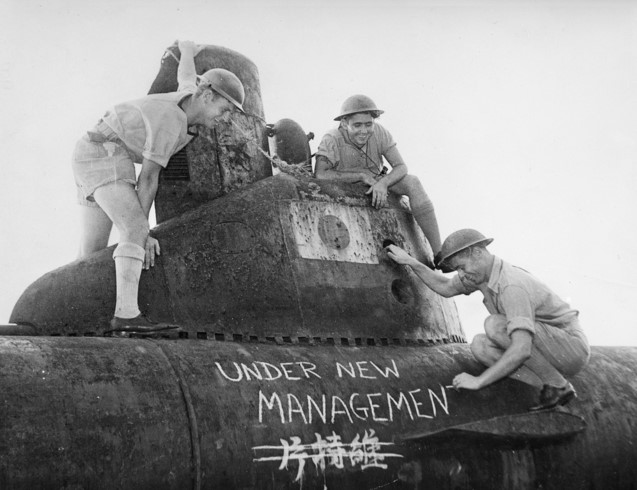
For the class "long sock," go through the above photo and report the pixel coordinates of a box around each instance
[112,242,145,319]
[410,201,442,255]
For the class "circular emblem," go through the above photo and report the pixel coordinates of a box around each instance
[318,215,350,250]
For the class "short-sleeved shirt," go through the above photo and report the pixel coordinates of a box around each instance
[451,256,580,336]
[316,123,396,174]
[99,85,196,168]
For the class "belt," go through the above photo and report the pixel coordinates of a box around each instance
[87,120,122,144]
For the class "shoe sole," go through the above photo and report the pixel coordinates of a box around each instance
[528,390,576,412]
[558,390,576,406]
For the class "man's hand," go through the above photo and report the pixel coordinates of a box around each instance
[359,172,377,186]
[177,40,203,57]
[365,179,389,208]
[385,244,418,266]
[452,372,483,391]
[144,236,161,270]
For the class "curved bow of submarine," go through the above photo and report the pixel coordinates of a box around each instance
[3,43,637,490]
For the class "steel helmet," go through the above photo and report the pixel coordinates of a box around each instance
[198,68,245,113]
[435,229,494,273]
[334,94,384,121]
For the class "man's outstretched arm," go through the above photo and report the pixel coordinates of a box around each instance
[385,245,461,298]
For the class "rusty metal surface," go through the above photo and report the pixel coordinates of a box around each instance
[267,118,312,166]
[149,44,272,223]
[401,411,587,443]
[0,324,36,336]
[1,339,636,489]
[10,175,463,342]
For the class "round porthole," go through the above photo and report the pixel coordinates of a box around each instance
[318,215,350,250]
[391,279,415,306]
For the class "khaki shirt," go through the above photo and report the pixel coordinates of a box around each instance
[99,83,196,168]
[316,123,396,174]
[452,256,580,336]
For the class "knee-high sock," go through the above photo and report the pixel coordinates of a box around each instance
[112,242,145,319]
[410,200,441,255]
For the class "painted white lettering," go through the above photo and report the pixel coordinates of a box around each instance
[307,394,326,424]
[256,387,450,426]
[259,390,285,424]
[331,396,354,424]
[335,362,356,378]
[371,359,400,378]
[280,362,301,381]
[287,394,308,424]
[256,362,283,381]
[408,389,433,419]
[386,391,414,422]
[349,393,369,420]
[215,362,243,382]
[241,363,263,381]
[356,361,375,379]
[253,430,403,480]
[279,436,307,482]
[298,362,321,379]
[429,386,449,417]
[367,393,388,421]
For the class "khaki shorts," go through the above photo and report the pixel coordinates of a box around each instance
[72,134,137,208]
[533,319,591,376]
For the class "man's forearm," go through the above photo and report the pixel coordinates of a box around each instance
[136,178,158,219]
[406,260,458,297]
[177,42,197,88]
[380,163,407,188]
[475,340,531,388]
[315,167,367,183]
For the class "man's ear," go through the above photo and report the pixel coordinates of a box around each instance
[201,87,214,104]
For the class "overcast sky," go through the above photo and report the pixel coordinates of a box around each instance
[1,0,635,345]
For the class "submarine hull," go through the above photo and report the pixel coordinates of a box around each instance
[1,337,636,489]
[5,42,636,490]
[10,175,464,344]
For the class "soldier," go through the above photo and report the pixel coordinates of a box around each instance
[314,95,441,258]
[386,229,590,410]
[72,41,245,332]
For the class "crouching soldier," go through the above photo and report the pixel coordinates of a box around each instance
[386,229,590,410]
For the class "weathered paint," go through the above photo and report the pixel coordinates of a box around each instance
[149,44,272,223]
[10,176,462,343]
[289,201,377,263]
[1,339,636,489]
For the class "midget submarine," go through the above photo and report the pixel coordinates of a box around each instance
[2,43,637,490]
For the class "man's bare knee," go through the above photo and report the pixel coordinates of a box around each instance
[484,314,506,338]
[471,333,500,365]
[470,333,488,356]
[392,174,421,194]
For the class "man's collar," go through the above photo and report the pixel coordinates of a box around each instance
[486,256,504,292]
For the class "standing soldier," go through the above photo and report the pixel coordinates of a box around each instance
[72,41,245,332]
